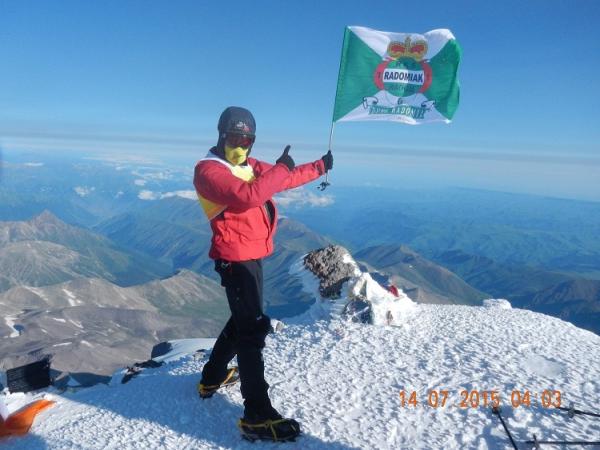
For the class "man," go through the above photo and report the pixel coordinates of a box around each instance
[193,106,333,442]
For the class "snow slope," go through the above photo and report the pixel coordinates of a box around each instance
[2,252,599,449]
[2,302,600,449]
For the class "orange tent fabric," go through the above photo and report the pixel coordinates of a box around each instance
[0,399,55,438]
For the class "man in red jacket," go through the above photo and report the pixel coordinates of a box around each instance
[193,106,333,441]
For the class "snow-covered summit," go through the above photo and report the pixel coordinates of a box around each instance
[2,302,599,449]
[2,247,600,449]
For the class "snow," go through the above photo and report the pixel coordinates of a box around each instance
[2,304,599,449]
[483,299,512,310]
[62,288,81,307]
[69,320,84,329]
[0,400,8,421]
[341,252,362,276]
[291,251,416,325]
[25,286,49,302]
[5,316,21,338]
[152,338,217,364]
[1,258,599,449]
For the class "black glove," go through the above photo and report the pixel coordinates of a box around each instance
[321,150,333,171]
[276,145,295,171]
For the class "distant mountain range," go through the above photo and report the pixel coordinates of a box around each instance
[1,269,228,385]
[288,186,600,278]
[431,249,600,334]
[0,211,171,290]
[94,197,213,273]
[523,278,600,334]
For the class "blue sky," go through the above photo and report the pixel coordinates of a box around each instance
[1,0,599,199]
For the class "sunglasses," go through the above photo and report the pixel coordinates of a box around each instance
[225,134,255,149]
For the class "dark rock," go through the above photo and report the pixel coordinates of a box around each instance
[303,245,356,298]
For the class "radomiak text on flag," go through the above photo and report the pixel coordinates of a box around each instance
[383,69,425,85]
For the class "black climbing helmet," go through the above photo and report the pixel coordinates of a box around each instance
[216,106,256,156]
[217,106,256,139]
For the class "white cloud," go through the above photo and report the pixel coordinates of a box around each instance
[74,186,95,197]
[137,189,197,201]
[115,191,124,198]
[160,190,197,200]
[132,169,173,180]
[85,155,162,165]
[138,190,160,200]
[134,179,147,186]
[23,162,44,167]
[275,187,334,208]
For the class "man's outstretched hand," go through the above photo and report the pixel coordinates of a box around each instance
[321,150,333,172]
[276,145,295,171]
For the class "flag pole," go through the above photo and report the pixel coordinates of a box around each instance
[323,121,336,188]
[318,121,334,191]
[320,27,348,192]
[328,121,336,152]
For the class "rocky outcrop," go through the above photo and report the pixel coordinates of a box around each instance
[300,245,415,325]
[303,245,358,298]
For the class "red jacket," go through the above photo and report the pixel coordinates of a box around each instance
[194,152,325,261]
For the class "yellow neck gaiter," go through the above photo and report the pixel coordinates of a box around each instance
[224,145,249,165]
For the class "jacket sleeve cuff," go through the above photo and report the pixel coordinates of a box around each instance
[316,158,326,175]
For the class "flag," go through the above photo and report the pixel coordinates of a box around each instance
[333,26,461,125]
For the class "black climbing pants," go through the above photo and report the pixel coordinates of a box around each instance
[201,258,274,416]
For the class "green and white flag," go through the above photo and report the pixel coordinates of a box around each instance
[333,26,461,125]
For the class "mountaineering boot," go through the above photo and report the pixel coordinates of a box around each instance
[197,366,239,399]
[238,409,301,442]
